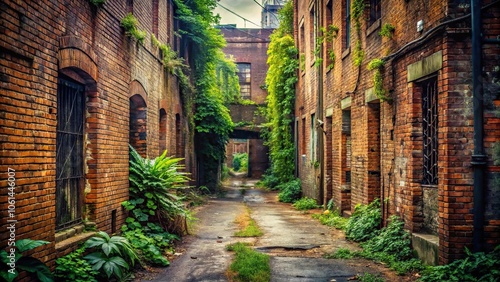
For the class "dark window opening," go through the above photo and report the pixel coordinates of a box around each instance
[56,76,85,231]
[370,0,381,25]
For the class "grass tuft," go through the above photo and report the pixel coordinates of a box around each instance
[234,207,263,237]
[226,242,270,282]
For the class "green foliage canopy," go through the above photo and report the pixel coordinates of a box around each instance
[264,1,298,186]
[174,0,234,191]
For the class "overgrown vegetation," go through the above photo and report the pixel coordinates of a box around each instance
[263,1,300,199]
[226,243,270,282]
[351,0,365,67]
[419,245,500,281]
[379,23,395,38]
[312,209,348,230]
[345,198,382,242]
[173,0,235,191]
[0,239,53,282]
[83,231,139,281]
[54,247,98,282]
[120,13,146,44]
[234,206,263,237]
[276,178,302,203]
[216,55,241,104]
[232,152,248,172]
[121,146,191,266]
[293,197,319,211]
[367,59,390,101]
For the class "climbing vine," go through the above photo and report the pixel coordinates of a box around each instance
[379,23,395,39]
[351,0,365,67]
[216,55,241,104]
[313,25,339,69]
[264,1,298,187]
[367,58,391,101]
[173,0,234,191]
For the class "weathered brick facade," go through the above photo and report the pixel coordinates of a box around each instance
[294,0,500,264]
[221,28,272,178]
[0,0,193,274]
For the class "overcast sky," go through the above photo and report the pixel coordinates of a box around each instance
[213,0,263,28]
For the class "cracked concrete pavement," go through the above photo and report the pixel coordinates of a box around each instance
[145,177,413,282]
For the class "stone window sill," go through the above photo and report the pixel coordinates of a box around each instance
[55,222,96,252]
[366,19,381,37]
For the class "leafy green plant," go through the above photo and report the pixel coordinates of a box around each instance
[317,24,339,70]
[120,13,146,44]
[83,231,138,280]
[277,178,302,203]
[361,216,413,261]
[324,248,356,259]
[345,199,382,242]
[0,239,53,282]
[420,245,500,282]
[226,243,270,282]
[379,23,395,38]
[122,222,178,266]
[55,247,98,282]
[151,34,185,74]
[125,146,190,233]
[351,0,365,67]
[493,142,500,165]
[368,58,390,101]
[312,209,348,230]
[293,197,319,211]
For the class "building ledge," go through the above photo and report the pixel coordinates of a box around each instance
[55,222,97,253]
[412,232,439,266]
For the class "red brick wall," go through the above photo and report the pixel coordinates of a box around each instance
[0,0,191,272]
[221,28,273,105]
[295,0,500,264]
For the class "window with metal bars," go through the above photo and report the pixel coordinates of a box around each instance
[421,77,438,185]
[56,76,85,231]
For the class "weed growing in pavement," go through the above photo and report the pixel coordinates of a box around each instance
[312,209,348,230]
[324,247,356,259]
[293,197,320,211]
[234,206,263,237]
[226,243,270,282]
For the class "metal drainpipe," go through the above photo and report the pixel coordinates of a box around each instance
[316,0,325,205]
[471,0,487,253]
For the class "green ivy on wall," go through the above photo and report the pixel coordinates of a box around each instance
[367,58,391,101]
[173,0,235,191]
[264,1,298,185]
[351,0,365,67]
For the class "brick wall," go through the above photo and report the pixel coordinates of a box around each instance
[0,0,191,273]
[294,0,500,264]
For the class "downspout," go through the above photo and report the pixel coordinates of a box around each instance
[316,0,325,204]
[471,0,487,253]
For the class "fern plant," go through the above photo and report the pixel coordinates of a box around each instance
[124,146,190,231]
[0,239,53,282]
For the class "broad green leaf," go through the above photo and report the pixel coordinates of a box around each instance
[15,239,49,253]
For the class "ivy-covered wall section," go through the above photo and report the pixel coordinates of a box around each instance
[174,0,235,191]
[263,2,301,202]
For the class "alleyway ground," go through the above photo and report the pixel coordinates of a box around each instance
[143,176,417,282]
